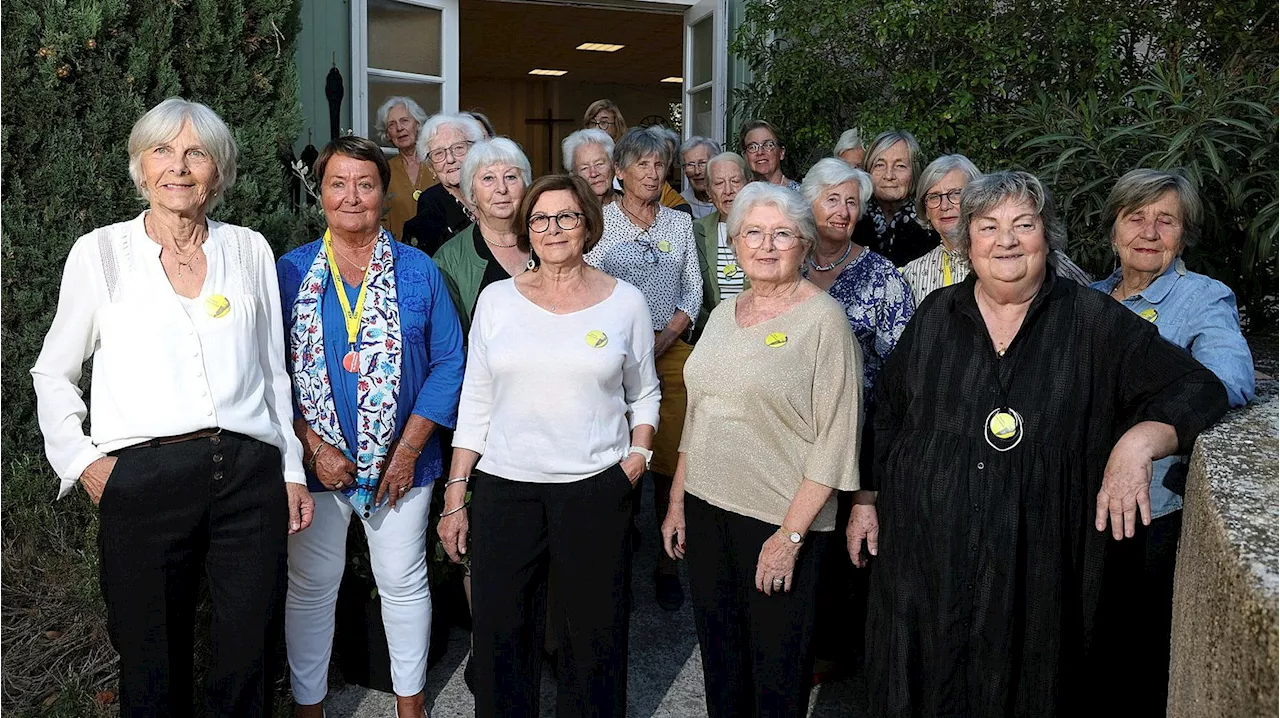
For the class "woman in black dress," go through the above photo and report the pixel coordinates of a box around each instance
[854,171,1227,716]
[402,113,484,255]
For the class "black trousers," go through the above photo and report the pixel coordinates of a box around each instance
[685,494,828,718]
[98,432,288,718]
[469,465,634,718]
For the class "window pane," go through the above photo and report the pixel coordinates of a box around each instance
[689,87,713,139]
[369,78,441,140]
[690,16,713,87]
[368,0,442,76]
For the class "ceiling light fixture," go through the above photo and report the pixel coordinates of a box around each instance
[660,76,683,83]
[577,42,625,52]
[528,69,568,76]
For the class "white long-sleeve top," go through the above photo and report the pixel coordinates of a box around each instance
[31,212,306,497]
[452,278,662,483]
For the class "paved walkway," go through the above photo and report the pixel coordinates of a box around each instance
[330,484,866,717]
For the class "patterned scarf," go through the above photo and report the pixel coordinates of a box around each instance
[289,229,403,518]
[866,199,918,238]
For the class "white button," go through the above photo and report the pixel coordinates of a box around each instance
[206,410,213,416]
[977,462,985,470]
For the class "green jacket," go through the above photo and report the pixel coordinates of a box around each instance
[433,225,485,336]
[692,210,750,337]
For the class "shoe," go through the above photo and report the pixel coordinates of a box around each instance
[655,572,684,611]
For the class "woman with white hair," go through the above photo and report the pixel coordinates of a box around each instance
[692,152,751,335]
[661,182,863,717]
[31,97,311,716]
[403,113,486,255]
[680,136,722,218]
[833,128,865,168]
[852,130,936,266]
[562,128,617,207]
[435,138,534,331]
[375,96,434,242]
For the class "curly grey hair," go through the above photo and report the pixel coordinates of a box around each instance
[561,128,614,173]
[955,170,1067,256]
[415,113,485,163]
[800,157,873,208]
[725,182,818,264]
[374,96,429,146]
[460,137,533,205]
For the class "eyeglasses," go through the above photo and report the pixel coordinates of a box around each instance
[683,160,709,172]
[739,228,799,249]
[577,159,612,176]
[744,141,779,153]
[590,118,615,130]
[427,141,474,164]
[635,233,660,265]
[923,189,963,209]
[528,211,585,233]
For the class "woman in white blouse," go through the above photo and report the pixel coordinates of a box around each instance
[30,98,309,717]
[584,126,702,611]
[437,174,660,718]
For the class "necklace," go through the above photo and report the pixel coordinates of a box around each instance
[810,241,854,272]
[481,230,517,249]
[147,215,206,277]
[620,199,657,231]
[331,240,375,272]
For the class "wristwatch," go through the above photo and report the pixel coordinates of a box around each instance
[628,446,653,470]
[779,526,804,545]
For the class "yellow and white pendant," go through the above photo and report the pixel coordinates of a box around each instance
[984,407,1024,452]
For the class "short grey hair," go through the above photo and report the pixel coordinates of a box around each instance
[725,182,818,263]
[460,137,533,204]
[833,128,863,156]
[374,96,429,145]
[416,113,485,162]
[128,97,238,211]
[681,136,721,159]
[707,152,750,180]
[614,127,672,171]
[1105,168,1204,248]
[956,170,1067,256]
[863,130,922,194]
[561,128,614,172]
[915,154,982,229]
[801,157,873,208]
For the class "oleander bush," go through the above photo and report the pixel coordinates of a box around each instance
[1,1,306,714]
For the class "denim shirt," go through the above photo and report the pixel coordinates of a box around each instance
[1091,258,1255,518]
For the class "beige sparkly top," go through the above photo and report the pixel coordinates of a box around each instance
[679,291,864,532]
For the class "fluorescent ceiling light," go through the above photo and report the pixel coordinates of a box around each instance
[577,42,625,52]
[660,76,683,83]
[529,69,568,76]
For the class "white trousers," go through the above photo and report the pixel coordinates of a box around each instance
[286,486,431,704]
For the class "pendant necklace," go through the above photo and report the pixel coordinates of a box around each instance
[331,240,373,272]
[810,241,854,272]
[149,215,205,277]
[984,338,1024,451]
[323,229,374,373]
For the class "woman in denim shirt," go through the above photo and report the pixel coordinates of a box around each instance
[1091,168,1254,714]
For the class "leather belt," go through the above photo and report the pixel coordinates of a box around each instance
[138,427,223,448]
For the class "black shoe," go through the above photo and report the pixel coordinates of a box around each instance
[655,572,684,611]
[463,649,475,694]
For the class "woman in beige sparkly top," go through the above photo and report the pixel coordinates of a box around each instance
[661,181,863,718]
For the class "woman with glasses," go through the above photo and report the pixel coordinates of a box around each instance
[563,128,618,207]
[402,113,484,255]
[583,99,627,142]
[740,119,800,190]
[680,136,721,219]
[661,182,863,718]
[585,127,703,612]
[692,152,751,338]
[851,130,935,267]
[439,174,660,717]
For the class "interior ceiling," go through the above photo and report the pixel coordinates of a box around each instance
[459,0,683,85]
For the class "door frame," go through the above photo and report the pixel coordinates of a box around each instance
[682,0,727,146]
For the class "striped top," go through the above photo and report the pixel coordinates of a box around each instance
[713,222,745,300]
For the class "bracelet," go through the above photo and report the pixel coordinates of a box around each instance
[398,438,423,458]
[440,502,469,518]
[444,476,469,488]
[304,442,324,473]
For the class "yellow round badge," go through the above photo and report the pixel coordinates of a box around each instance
[723,263,738,277]
[585,330,609,348]
[1139,308,1158,323]
[205,294,231,319]
[657,240,673,253]
[765,332,788,348]
[412,189,423,201]
[988,411,1018,440]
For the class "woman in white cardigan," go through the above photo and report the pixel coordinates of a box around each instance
[30,97,309,717]
[437,174,661,718]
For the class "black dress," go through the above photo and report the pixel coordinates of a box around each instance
[865,272,1227,717]
[402,184,473,256]
[852,211,938,267]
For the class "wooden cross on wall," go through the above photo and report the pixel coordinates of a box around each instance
[525,108,578,174]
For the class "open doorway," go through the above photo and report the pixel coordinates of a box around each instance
[458,0,684,175]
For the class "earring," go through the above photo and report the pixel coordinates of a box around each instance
[526,257,537,271]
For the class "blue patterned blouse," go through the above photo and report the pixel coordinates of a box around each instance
[809,248,915,393]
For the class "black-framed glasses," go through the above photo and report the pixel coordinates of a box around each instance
[528,211,585,233]
[923,189,963,209]
[744,140,779,153]
[427,140,474,164]
[590,118,615,130]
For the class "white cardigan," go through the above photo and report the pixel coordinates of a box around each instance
[31,212,305,497]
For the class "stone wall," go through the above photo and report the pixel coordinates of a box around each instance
[1168,381,1278,717]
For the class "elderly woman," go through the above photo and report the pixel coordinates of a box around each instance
[277,136,465,718]
[31,97,309,716]
[903,155,1092,302]
[646,125,695,214]
[661,182,863,717]
[438,174,660,717]
[583,98,626,141]
[851,130,935,266]
[834,128,865,168]
[680,136,721,218]
[435,138,533,331]
[740,119,800,190]
[402,113,485,255]
[692,152,750,332]
[1090,168,1254,712]
[376,96,435,243]
[585,127,703,611]
[562,128,617,207]
[856,171,1228,716]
